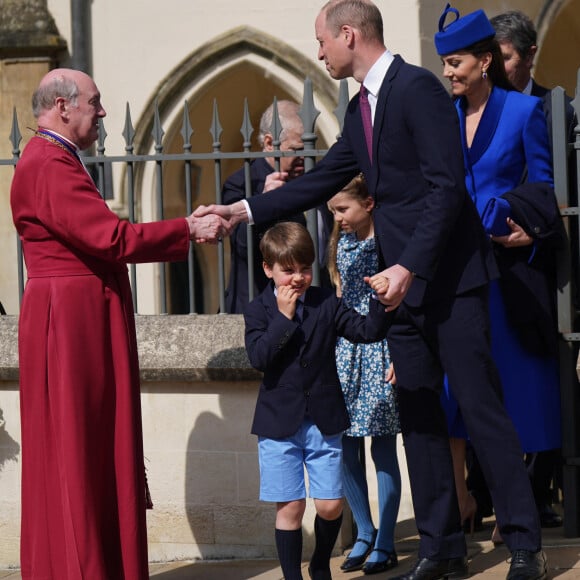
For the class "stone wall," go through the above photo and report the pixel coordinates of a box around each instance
[0,314,413,567]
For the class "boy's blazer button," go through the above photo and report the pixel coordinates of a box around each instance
[301,361,308,368]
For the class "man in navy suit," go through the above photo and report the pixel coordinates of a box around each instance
[196,2,545,578]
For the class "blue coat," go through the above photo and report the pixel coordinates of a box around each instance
[446,87,561,452]
[457,87,554,213]
[245,284,392,438]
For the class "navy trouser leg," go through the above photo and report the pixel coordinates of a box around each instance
[388,287,541,558]
[437,289,541,552]
[388,306,465,560]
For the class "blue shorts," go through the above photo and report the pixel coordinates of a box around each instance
[258,419,344,502]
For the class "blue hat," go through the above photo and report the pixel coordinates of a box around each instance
[434,3,495,55]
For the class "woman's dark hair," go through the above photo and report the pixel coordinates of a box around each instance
[465,36,515,91]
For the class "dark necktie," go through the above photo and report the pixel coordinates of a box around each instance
[359,85,373,163]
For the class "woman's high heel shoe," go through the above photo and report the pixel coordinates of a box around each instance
[460,493,478,538]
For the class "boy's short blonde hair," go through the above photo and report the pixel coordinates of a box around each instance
[260,222,315,268]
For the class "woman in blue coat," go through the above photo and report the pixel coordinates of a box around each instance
[435,5,563,541]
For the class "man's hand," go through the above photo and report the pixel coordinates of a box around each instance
[193,200,249,230]
[365,264,414,312]
[276,285,299,320]
[186,213,231,244]
[490,217,533,248]
[263,171,290,192]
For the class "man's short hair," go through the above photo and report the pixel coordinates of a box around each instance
[490,10,537,59]
[258,100,304,148]
[32,74,79,118]
[260,222,315,268]
[323,0,383,44]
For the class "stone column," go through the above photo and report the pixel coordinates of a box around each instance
[0,0,67,314]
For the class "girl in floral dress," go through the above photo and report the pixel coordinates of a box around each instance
[327,175,401,575]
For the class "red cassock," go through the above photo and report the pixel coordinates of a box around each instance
[10,135,190,580]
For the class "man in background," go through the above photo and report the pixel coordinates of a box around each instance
[223,100,332,313]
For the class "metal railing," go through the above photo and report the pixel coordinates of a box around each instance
[551,84,580,537]
[3,78,348,314]
[3,74,580,536]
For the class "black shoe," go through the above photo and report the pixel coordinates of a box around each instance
[507,549,547,580]
[389,556,468,580]
[362,549,398,575]
[340,533,376,572]
[538,504,563,528]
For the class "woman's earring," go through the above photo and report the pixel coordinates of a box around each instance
[482,69,488,79]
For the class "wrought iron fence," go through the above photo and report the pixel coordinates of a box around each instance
[2,76,580,535]
[2,78,348,314]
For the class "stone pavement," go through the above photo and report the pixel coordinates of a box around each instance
[1,517,579,579]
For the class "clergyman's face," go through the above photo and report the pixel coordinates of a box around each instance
[67,73,107,150]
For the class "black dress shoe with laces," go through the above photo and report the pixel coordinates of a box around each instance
[506,549,547,580]
[362,549,398,575]
[390,556,469,580]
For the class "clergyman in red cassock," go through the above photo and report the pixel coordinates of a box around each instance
[10,68,226,580]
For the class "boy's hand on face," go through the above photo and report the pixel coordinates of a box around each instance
[276,285,299,320]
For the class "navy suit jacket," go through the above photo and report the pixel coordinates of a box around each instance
[248,55,497,308]
[245,284,392,438]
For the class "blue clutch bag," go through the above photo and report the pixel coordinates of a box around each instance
[481,197,512,236]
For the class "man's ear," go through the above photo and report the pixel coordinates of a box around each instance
[525,45,538,69]
[55,96,69,118]
[263,133,274,152]
[342,24,355,47]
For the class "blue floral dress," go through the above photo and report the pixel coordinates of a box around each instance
[335,232,400,437]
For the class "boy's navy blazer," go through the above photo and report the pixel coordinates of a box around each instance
[247,55,498,307]
[244,283,392,439]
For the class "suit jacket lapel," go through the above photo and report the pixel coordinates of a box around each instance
[262,283,278,318]
[462,86,507,167]
[367,55,402,194]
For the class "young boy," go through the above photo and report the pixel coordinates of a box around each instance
[244,222,392,580]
